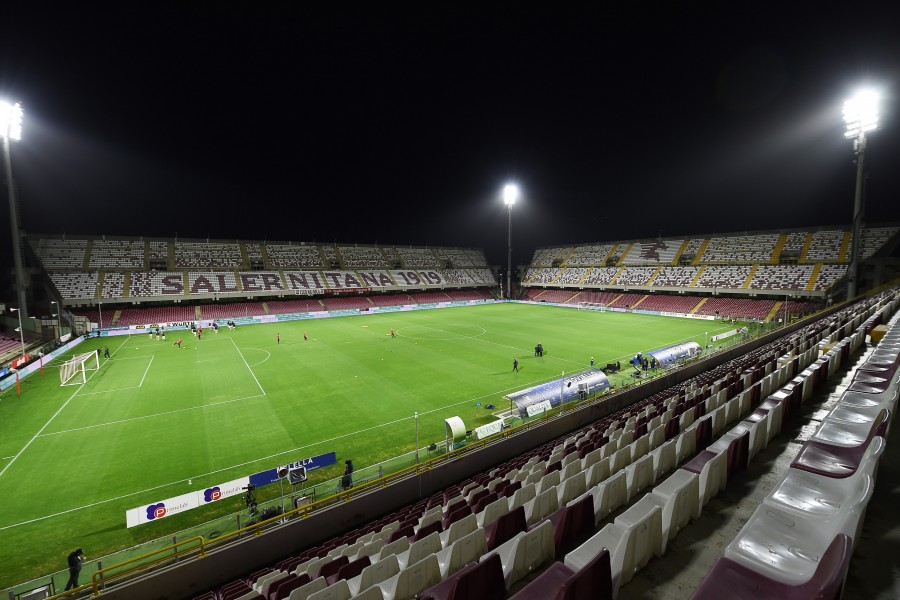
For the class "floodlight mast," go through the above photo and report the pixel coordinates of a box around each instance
[503,184,518,299]
[1,101,27,318]
[843,90,879,300]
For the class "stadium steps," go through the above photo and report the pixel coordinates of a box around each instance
[690,297,709,314]
[83,239,93,270]
[96,272,105,299]
[560,247,576,266]
[741,265,758,289]
[576,268,593,286]
[616,243,634,266]
[183,271,190,296]
[608,268,625,286]
[111,309,122,326]
[123,272,132,298]
[195,305,202,319]
[799,231,815,263]
[672,240,690,265]
[645,266,663,286]
[838,230,853,263]
[604,245,619,265]
[167,241,175,269]
[765,301,784,322]
[806,264,823,291]
[689,265,706,288]
[549,269,566,285]
[691,239,710,265]
[259,243,272,269]
[630,295,650,309]
[239,242,251,269]
[770,234,787,264]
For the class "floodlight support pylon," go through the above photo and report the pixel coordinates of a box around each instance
[847,133,867,300]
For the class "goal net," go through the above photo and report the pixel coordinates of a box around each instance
[577,302,606,312]
[60,351,100,386]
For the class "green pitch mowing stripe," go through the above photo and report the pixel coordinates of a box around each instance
[0,303,747,586]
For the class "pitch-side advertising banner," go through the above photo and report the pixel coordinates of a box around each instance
[125,452,337,527]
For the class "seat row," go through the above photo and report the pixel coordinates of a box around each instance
[192,292,898,600]
[693,311,900,599]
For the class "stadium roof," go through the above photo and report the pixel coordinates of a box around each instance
[1,5,898,272]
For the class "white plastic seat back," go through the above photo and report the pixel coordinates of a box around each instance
[507,482,536,512]
[650,469,699,542]
[436,527,488,578]
[376,536,410,561]
[649,425,665,450]
[561,460,582,481]
[354,538,384,562]
[477,496,509,528]
[440,513,477,548]
[306,579,352,600]
[590,470,627,523]
[523,486,559,526]
[675,429,696,465]
[557,471,587,507]
[489,519,555,589]
[613,495,664,584]
[288,577,327,600]
[377,554,441,600]
[348,554,400,596]
[651,439,676,480]
[631,435,650,462]
[625,453,655,501]
[536,470,561,496]
[611,446,633,472]
[585,456,610,489]
[396,531,441,569]
[581,446,603,471]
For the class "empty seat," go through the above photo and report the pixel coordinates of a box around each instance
[624,453,655,501]
[791,433,885,479]
[435,527,489,578]
[348,554,400,596]
[477,496,510,528]
[376,554,441,600]
[691,534,852,600]
[651,439,677,480]
[395,531,442,569]
[523,486,559,526]
[547,493,595,556]
[486,505,527,551]
[441,513,478,548]
[681,449,727,509]
[557,471,588,506]
[566,495,662,593]
[587,470,627,524]
[483,519,555,589]
[421,552,505,600]
[330,556,371,585]
[508,549,612,600]
[648,469,700,542]
[725,494,872,586]
[286,577,326,600]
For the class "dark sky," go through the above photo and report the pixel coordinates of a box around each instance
[1,4,899,271]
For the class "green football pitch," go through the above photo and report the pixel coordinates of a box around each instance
[0,302,747,588]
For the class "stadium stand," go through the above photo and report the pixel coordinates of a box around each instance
[92,288,896,600]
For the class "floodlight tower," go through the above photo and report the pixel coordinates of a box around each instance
[842,90,879,300]
[503,183,518,299]
[1,100,27,318]
[10,307,25,360]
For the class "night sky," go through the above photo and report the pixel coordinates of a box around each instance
[1,5,899,272]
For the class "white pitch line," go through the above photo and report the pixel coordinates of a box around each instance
[37,393,267,438]
[137,355,154,388]
[231,337,267,396]
[0,335,131,479]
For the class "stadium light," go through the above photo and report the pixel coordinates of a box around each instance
[843,89,880,299]
[503,183,519,299]
[11,307,26,360]
[1,100,27,318]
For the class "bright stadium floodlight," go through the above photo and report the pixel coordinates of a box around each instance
[843,89,879,138]
[843,89,880,299]
[503,183,519,299]
[2,100,28,318]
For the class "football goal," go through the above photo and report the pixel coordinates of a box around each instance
[577,302,606,312]
[60,351,100,386]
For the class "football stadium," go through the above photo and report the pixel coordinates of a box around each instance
[3,228,900,599]
[3,9,900,600]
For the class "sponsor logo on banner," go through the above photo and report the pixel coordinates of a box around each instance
[473,420,504,440]
[525,400,553,417]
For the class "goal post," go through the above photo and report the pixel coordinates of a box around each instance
[577,302,606,312]
[60,351,100,386]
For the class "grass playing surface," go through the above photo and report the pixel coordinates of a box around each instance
[0,302,746,588]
